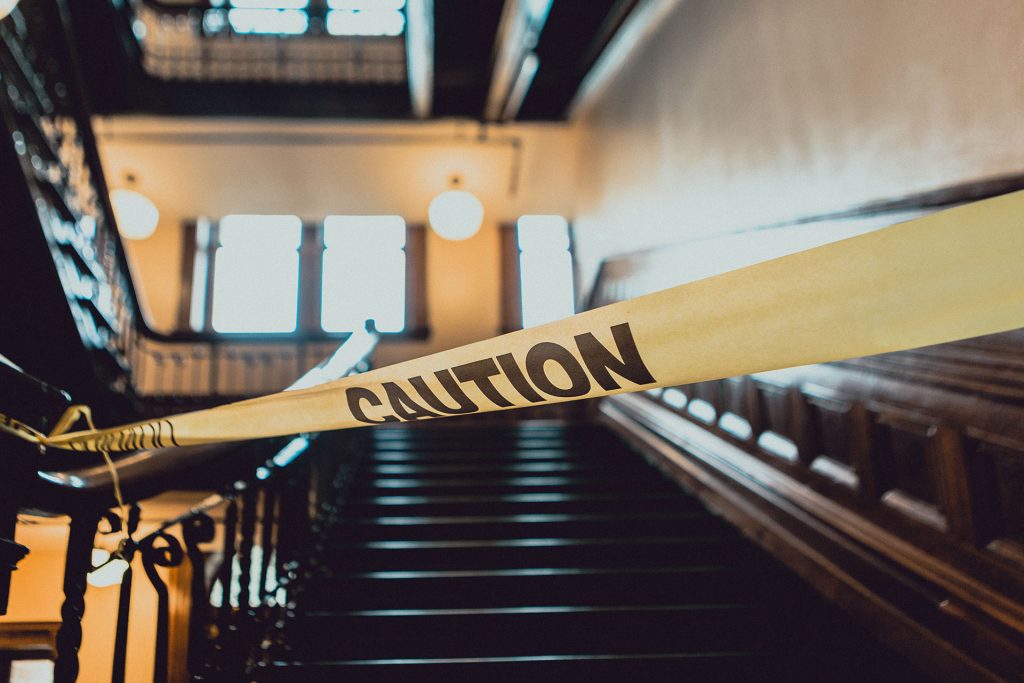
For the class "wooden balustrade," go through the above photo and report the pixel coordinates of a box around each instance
[589,188,1024,681]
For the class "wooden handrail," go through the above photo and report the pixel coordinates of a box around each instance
[11,323,379,515]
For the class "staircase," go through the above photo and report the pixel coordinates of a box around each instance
[256,421,928,681]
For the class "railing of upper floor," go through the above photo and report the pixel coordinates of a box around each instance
[0,0,371,421]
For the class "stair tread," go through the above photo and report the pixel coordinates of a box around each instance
[359,475,669,487]
[308,603,754,617]
[270,652,768,665]
[257,653,777,682]
[368,462,636,474]
[323,564,745,579]
[258,423,925,682]
[350,491,689,504]
[341,511,712,525]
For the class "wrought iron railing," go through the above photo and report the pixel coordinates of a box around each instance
[1,327,377,682]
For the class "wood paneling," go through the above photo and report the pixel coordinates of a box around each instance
[589,197,1024,680]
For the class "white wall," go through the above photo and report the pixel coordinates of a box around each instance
[95,117,579,365]
[572,0,1024,286]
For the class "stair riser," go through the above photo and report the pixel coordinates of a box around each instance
[258,655,776,682]
[304,569,770,609]
[350,480,681,496]
[326,540,756,571]
[286,607,772,659]
[343,497,704,517]
[331,516,730,541]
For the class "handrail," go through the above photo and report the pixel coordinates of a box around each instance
[26,322,379,515]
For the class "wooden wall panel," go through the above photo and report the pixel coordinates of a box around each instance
[589,189,1024,679]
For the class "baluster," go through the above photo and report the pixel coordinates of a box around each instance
[171,352,185,396]
[789,387,816,468]
[191,345,203,398]
[275,475,301,596]
[934,425,979,544]
[237,488,256,613]
[111,506,140,683]
[227,351,239,396]
[268,476,287,603]
[293,344,303,384]
[258,487,277,607]
[154,352,167,396]
[54,511,100,683]
[258,353,271,394]
[139,531,185,683]
[849,402,880,501]
[181,513,215,675]
[209,342,221,397]
[217,497,238,625]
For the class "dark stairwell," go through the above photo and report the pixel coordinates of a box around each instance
[254,420,927,682]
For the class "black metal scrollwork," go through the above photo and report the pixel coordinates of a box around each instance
[140,530,185,683]
[180,512,215,674]
[111,505,140,683]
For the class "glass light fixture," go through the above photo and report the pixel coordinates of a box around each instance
[0,0,19,21]
[111,177,159,241]
[88,548,130,588]
[428,176,484,241]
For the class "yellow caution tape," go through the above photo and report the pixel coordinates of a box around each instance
[4,191,1023,453]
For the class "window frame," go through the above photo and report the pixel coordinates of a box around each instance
[179,217,428,340]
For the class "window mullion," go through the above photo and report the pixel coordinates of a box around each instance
[203,220,220,333]
[298,222,323,335]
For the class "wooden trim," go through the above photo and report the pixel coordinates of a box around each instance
[567,220,581,315]
[0,621,60,659]
[601,394,1024,681]
[499,222,522,333]
[298,222,323,333]
[202,221,219,334]
[176,220,198,332]
[405,223,429,336]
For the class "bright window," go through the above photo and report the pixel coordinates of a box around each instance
[211,215,302,333]
[227,9,310,35]
[188,215,422,336]
[321,216,407,333]
[516,215,575,328]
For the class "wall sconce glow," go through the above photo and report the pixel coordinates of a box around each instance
[0,0,19,21]
[111,189,159,240]
[429,182,484,241]
[88,549,130,588]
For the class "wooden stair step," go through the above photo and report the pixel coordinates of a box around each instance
[365,461,643,475]
[343,491,705,516]
[350,475,679,496]
[283,603,771,660]
[367,448,625,463]
[305,565,771,609]
[326,536,757,571]
[330,511,729,541]
[256,652,776,682]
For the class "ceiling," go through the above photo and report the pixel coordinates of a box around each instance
[68,0,639,121]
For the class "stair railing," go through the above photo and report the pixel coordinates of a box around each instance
[1,324,378,682]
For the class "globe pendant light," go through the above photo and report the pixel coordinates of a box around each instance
[111,174,159,240]
[428,175,484,241]
[0,1,19,21]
